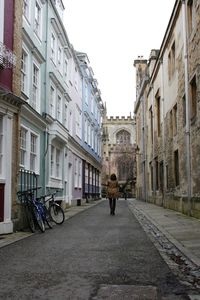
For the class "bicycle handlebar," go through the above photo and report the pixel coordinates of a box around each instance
[17,186,42,196]
[38,190,58,199]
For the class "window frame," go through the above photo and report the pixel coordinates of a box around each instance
[21,48,29,96]
[31,61,40,111]
[34,0,42,40]
[20,126,40,173]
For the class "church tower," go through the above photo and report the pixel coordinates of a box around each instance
[101,112,137,198]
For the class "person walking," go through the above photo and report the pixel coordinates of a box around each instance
[107,173,119,215]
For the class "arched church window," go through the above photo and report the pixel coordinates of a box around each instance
[116,130,130,144]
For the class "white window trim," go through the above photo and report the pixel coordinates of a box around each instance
[49,82,56,118]
[50,29,57,64]
[78,160,82,188]
[23,0,31,25]
[34,0,43,41]
[74,158,78,188]
[21,46,30,97]
[31,58,41,112]
[64,57,68,83]
[20,125,40,174]
[50,143,62,180]
[57,40,63,74]
[64,101,68,129]
[56,91,63,123]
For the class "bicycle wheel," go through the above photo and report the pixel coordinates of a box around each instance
[49,203,65,225]
[45,208,54,229]
[32,205,45,233]
[25,204,35,233]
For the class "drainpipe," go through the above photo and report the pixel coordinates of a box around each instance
[160,58,166,206]
[151,84,156,200]
[182,0,192,215]
[44,3,49,196]
[141,94,146,201]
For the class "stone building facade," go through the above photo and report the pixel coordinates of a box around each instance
[101,108,136,197]
[134,0,200,218]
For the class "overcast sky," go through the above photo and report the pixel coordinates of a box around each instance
[63,0,175,117]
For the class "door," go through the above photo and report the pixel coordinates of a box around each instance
[0,183,5,222]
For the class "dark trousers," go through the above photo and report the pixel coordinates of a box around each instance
[109,198,116,214]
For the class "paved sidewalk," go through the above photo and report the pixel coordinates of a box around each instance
[0,199,103,249]
[128,198,200,268]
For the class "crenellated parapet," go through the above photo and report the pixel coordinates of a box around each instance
[106,116,135,122]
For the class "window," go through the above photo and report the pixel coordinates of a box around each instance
[85,82,88,105]
[85,164,88,185]
[30,133,37,171]
[91,94,94,114]
[156,95,161,137]
[20,127,27,167]
[173,104,178,135]
[78,160,82,188]
[149,162,153,191]
[56,94,62,122]
[56,148,61,178]
[182,95,186,127]
[149,106,153,144]
[64,59,68,82]
[23,0,30,22]
[116,130,130,144]
[21,49,28,95]
[50,85,55,118]
[75,106,81,137]
[188,0,195,35]
[50,145,54,177]
[74,158,78,187]
[69,110,73,135]
[51,33,56,62]
[84,117,88,143]
[64,103,68,128]
[0,116,3,175]
[174,150,179,186]
[159,161,164,192]
[51,145,61,178]
[34,1,41,38]
[90,125,93,146]
[20,127,39,172]
[170,110,173,137]
[74,67,78,91]
[166,164,169,189]
[31,63,39,110]
[155,157,159,190]
[88,123,90,145]
[190,75,197,120]
[168,41,176,80]
[57,44,62,71]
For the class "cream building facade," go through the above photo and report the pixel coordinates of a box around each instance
[134,0,200,218]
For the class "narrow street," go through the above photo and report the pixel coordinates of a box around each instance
[0,200,192,299]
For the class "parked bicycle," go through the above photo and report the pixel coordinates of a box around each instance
[17,187,52,233]
[38,190,65,225]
